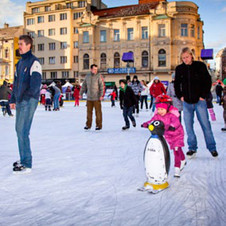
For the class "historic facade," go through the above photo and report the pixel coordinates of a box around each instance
[216,47,226,81]
[0,24,23,84]
[78,0,204,84]
[23,0,204,85]
[24,0,106,84]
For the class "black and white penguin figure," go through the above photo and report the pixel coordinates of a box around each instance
[139,120,170,193]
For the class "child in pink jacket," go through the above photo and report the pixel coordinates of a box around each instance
[142,95,186,177]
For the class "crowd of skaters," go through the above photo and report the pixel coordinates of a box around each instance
[1,35,226,176]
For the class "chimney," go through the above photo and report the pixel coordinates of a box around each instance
[139,0,166,4]
[4,23,9,28]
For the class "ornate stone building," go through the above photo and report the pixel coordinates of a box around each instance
[0,24,23,84]
[216,47,226,81]
[78,0,204,84]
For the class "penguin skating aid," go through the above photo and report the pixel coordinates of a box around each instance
[138,120,170,194]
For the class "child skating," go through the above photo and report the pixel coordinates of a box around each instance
[142,94,186,177]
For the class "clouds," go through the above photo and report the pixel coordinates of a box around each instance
[0,0,25,27]
[222,7,226,12]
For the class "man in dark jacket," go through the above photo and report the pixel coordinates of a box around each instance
[10,35,42,173]
[119,79,137,130]
[174,47,217,158]
[0,80,13,116]
[215,82,223,105]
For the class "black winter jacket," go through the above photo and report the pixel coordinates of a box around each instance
[119,85,137,108]
[174,61,212,104]
[0,84,12,101]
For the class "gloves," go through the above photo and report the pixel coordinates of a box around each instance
[168,126,175,131]
[141,123,149,128]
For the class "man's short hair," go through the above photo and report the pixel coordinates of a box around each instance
[19,35,33,49]
[91,64,98,69]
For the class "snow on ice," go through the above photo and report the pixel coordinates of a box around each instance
[0,101,225,226]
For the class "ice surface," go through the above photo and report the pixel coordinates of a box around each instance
[0,102,225,226]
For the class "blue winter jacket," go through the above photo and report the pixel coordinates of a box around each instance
[10,50,42,103]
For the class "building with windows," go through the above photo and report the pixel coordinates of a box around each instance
[0,24,23,84]
[78,0,204,84]
[24,0,106,83]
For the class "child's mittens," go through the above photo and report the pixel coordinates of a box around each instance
[141,122,149,128]
[168,126,176,131]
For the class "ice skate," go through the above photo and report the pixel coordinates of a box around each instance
[13,164,32,174]
[186,150,196,159]
[174,167,180,178]
[180,160,187,171]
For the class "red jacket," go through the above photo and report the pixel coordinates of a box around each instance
[149,82,166,98]
[109,91,117,101]
[73,85,81,98]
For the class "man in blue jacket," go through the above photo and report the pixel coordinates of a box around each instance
[10,35,42,173]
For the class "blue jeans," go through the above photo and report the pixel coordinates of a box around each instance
[183,100,216,152]
[15,98,38,168]
[152,98,156,112]
[123,106,135,127]
[53,93,60,109]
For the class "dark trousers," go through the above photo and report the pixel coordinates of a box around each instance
[123,106,135,127]
[111,100,115,107]
[133,95,140,114]
[0,101,12,115]
[149,95,154,109]
[86,100,102,129]
[140,95,148,109]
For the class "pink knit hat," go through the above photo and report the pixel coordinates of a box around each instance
[156,103,168,110]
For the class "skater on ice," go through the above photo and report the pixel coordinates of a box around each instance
[119,79,137,130]
[142,94,186,178]
[174,47,218,158]
[221,85,226,132]
[9,35,42,173]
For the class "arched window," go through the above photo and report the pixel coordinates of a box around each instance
[114,52,120,68]
[100,53,106,69]
[158,49,166,67]
[142,51,148,68]
[83,53,89,70]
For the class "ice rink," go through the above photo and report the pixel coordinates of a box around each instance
[0,101,225,226]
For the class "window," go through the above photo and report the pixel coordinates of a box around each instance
[49,43,55,50]
[73,41,78,48]
[60,27,67,35]
[49,57,55,64]
[100,30,107,42]
[38,44,44,51]
[127,28,134,40]
[38,58,45,65]
[114,52,120,68]
[142,51,148,68]
[60,56,67,64]
[191,24,195,37]
[78,1,86,8]
[60,42,67,49]
[142,27,148,39]
[74,56,79,63]
[38,30,44,37]
[32,7,40,14]
[60,13,67,20]
[181,23,188,37]
[197,26,200,39]
[5,49,9,58]
[37,16,44,23]
[45,6,51,12]
[48,29,55,36]
[62,71,69,78]
[42,72,46,79]
[74,71,79,78]
[66,2,73,8]
[158,24,165,37]
[114,29,120,42]
[51,72,57,79]
[73,12,83,20]
[48,15,55,22]
[83,31,89,43]
[74,27,79,34]
[27,31,35,38]
[27,18,35,25]
[100,53,107,69]
[83,54,89,69]
[158,49,166,67]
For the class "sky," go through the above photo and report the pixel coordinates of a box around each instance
[0,0,225,64]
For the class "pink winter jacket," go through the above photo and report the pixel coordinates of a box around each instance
[142,110,184,150]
